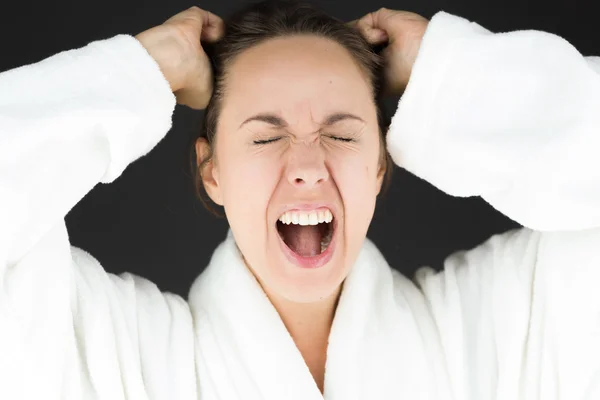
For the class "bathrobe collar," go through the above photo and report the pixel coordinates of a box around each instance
[188,229,448,400]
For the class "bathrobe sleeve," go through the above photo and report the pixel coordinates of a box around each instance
[0,35,197,398]
[387,11,600,399]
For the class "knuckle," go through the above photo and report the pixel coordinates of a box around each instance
[188,6,204,16]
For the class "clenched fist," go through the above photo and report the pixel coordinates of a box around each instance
[349,8,429,96]
[135,6,224,110]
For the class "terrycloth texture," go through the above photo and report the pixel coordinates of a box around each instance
[189,230,450,399]
[1,10,600,400]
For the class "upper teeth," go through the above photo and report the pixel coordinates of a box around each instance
[278,209,333,225]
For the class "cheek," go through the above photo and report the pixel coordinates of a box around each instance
[329,147,380,230]
[218,149,281,232]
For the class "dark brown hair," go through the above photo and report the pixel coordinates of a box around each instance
[189,0,393,216]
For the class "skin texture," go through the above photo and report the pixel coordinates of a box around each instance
[198,35,385,302]
[348,8,429,94]
[137,5,429,393]
[196,35,386,391]
[135,7,225,109]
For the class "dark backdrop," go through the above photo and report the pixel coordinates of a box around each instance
[1,0,597,297]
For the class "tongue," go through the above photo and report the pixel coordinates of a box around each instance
[280,224,322,257]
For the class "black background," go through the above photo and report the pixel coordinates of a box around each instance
[1,0,597,297]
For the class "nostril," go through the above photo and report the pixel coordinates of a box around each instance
[290,173,326,186]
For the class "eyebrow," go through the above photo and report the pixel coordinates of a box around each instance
[238,112,365,129]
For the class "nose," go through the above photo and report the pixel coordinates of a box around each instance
[286,142,329,189]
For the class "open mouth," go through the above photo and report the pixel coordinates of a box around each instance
[276,208,335,258]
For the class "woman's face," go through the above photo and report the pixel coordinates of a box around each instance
[197,35,385,303]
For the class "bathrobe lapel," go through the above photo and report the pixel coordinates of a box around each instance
[189,232,322,399]
[189,230,449,400]
[324,238,449,400]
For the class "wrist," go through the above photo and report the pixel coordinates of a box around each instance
[135,30,184,93]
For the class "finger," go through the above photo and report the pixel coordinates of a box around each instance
[187,7,224,42]
[169,7,224,42]
[349,16,389,44]
[200,10,225,42]
[365,28,389,44]
[355,8,399,43]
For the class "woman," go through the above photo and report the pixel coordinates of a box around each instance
[1,0,599,398]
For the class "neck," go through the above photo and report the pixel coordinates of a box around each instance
[268,284,342,344]
[260,279,344,394]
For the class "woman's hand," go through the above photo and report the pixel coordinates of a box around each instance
[135,6,224,110]
[349,8,429,96]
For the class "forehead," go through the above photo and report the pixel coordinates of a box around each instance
[221,35,374,125]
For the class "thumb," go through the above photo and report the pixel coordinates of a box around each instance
[200,12,225,42]
[353,8,401,44]
[347,18,388,45]
[166,7,225,42]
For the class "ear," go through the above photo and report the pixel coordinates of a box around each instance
[195,137,224,206]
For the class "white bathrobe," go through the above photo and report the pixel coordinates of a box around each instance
[1,10,599,400]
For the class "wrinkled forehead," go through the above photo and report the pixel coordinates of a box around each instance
[220,35,376,128]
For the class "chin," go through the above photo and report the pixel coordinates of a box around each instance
[237,204,363,304]
[268,207,348,303]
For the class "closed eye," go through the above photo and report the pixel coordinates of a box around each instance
[253,135,355,145]
[253,137,282,145]
[327,135,355,142]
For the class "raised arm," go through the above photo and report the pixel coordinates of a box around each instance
[0,7,223,398]
[387,11,600,232]
[0,34,176,270]
[354,10,600,398]
[0,5,223,270]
